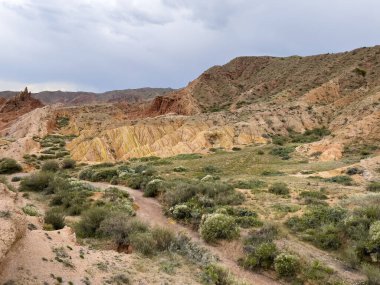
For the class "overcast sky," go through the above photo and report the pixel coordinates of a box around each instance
[0,0,379,92]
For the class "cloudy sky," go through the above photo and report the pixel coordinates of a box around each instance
[0,0,379,92]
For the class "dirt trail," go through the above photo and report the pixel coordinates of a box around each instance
[89,181,280,285]
[276,236,366,284]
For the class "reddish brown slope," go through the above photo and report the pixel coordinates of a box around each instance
[0,88,44,132]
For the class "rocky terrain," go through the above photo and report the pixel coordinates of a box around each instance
[0,88,173,106]
[43,46,380,163]
[0,46,379,285]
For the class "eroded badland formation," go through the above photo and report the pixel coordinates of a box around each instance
[0,46,379,285]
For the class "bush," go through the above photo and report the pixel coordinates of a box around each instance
[274,253,299,277]
[143,179,163,197]
[199,213,240,243]
[0,158,22,174]
[44,208,65,230]
[202,165,220,174]
[362,263,380,285]
[173,166,187,172]
[232,180,266,189]
[367,182,380,192]
[19,172,54,192]
[75,207,109,237]
[242,241,278,270]
[99,213,132,250]
[324,175,353,186]
[270,146,294,160]
[302,261,334,282]
[11,176,21,182]
[61,158,76,169]
[151,227,175,251]
[129,232,156,255]
[41,160,60,172]
[268,182,289,195]
[299,191,327,200]
[201,264,234,285]
[171,204,192,220]
[22,205,39,216]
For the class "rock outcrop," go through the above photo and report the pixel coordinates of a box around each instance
[0,184,27,266]
[0,88,44,132]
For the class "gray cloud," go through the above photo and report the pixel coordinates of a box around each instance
[0,0,379,92]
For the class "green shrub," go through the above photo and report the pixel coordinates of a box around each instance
[99,212,132,249]
[261,170,285,176]
[91,168,118,182]
[299,191,328,200]
[129,232,156,255]
[171,204,192,220]
[367,182,380,192]
[362,263,380,285]
[235,216,263,228]
[75,207,109,237]
[61,158,76,169]
[242,241,278,270]
[143,179,163,197]
[151,227,175,251]
[202,165,220,174]
[274,253,299,277]
[41,160,60,172]
[201,264,234,285]
[286,206,346,232]
[22,205,39,216]
[11,176,21,182]
[0,158,22,174]
[232,179,266,189]
[199,213,240,243]
[324,175,353,186]
[313,224,342,250]
[45,208,65,230]
[173,166,187,172]
[270,146,294,160]
[19,172,54,192]
[302,261,334,282]
[272,135,288,145]
[353,67,366,77]
[173,153,203,160]
[268,182,289,195]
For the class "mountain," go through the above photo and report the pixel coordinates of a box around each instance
[1,46,379,163]
[0,88,173,105]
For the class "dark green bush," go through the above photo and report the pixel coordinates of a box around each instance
[129,232,156,255]
[61,158,76,169]
[202,165,220,174]
[41,160,60,172]
[143,179,163,197]
[201,264,234,285]
[0,158,22,174]
[299,191,327,200]
[199,213,240,243]
[367,182,380,192]
[44,208,65,230]
[270,146,294,160]
[232,179,266,189]
[323,175,353,186]
[151,227,175,251]
[19,172,54,192]
[11,176,21,182]
[268,182,289,195]
[75,207,109,237]
[274,253,299,277]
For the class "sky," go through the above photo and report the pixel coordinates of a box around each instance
[0,0,379,92]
